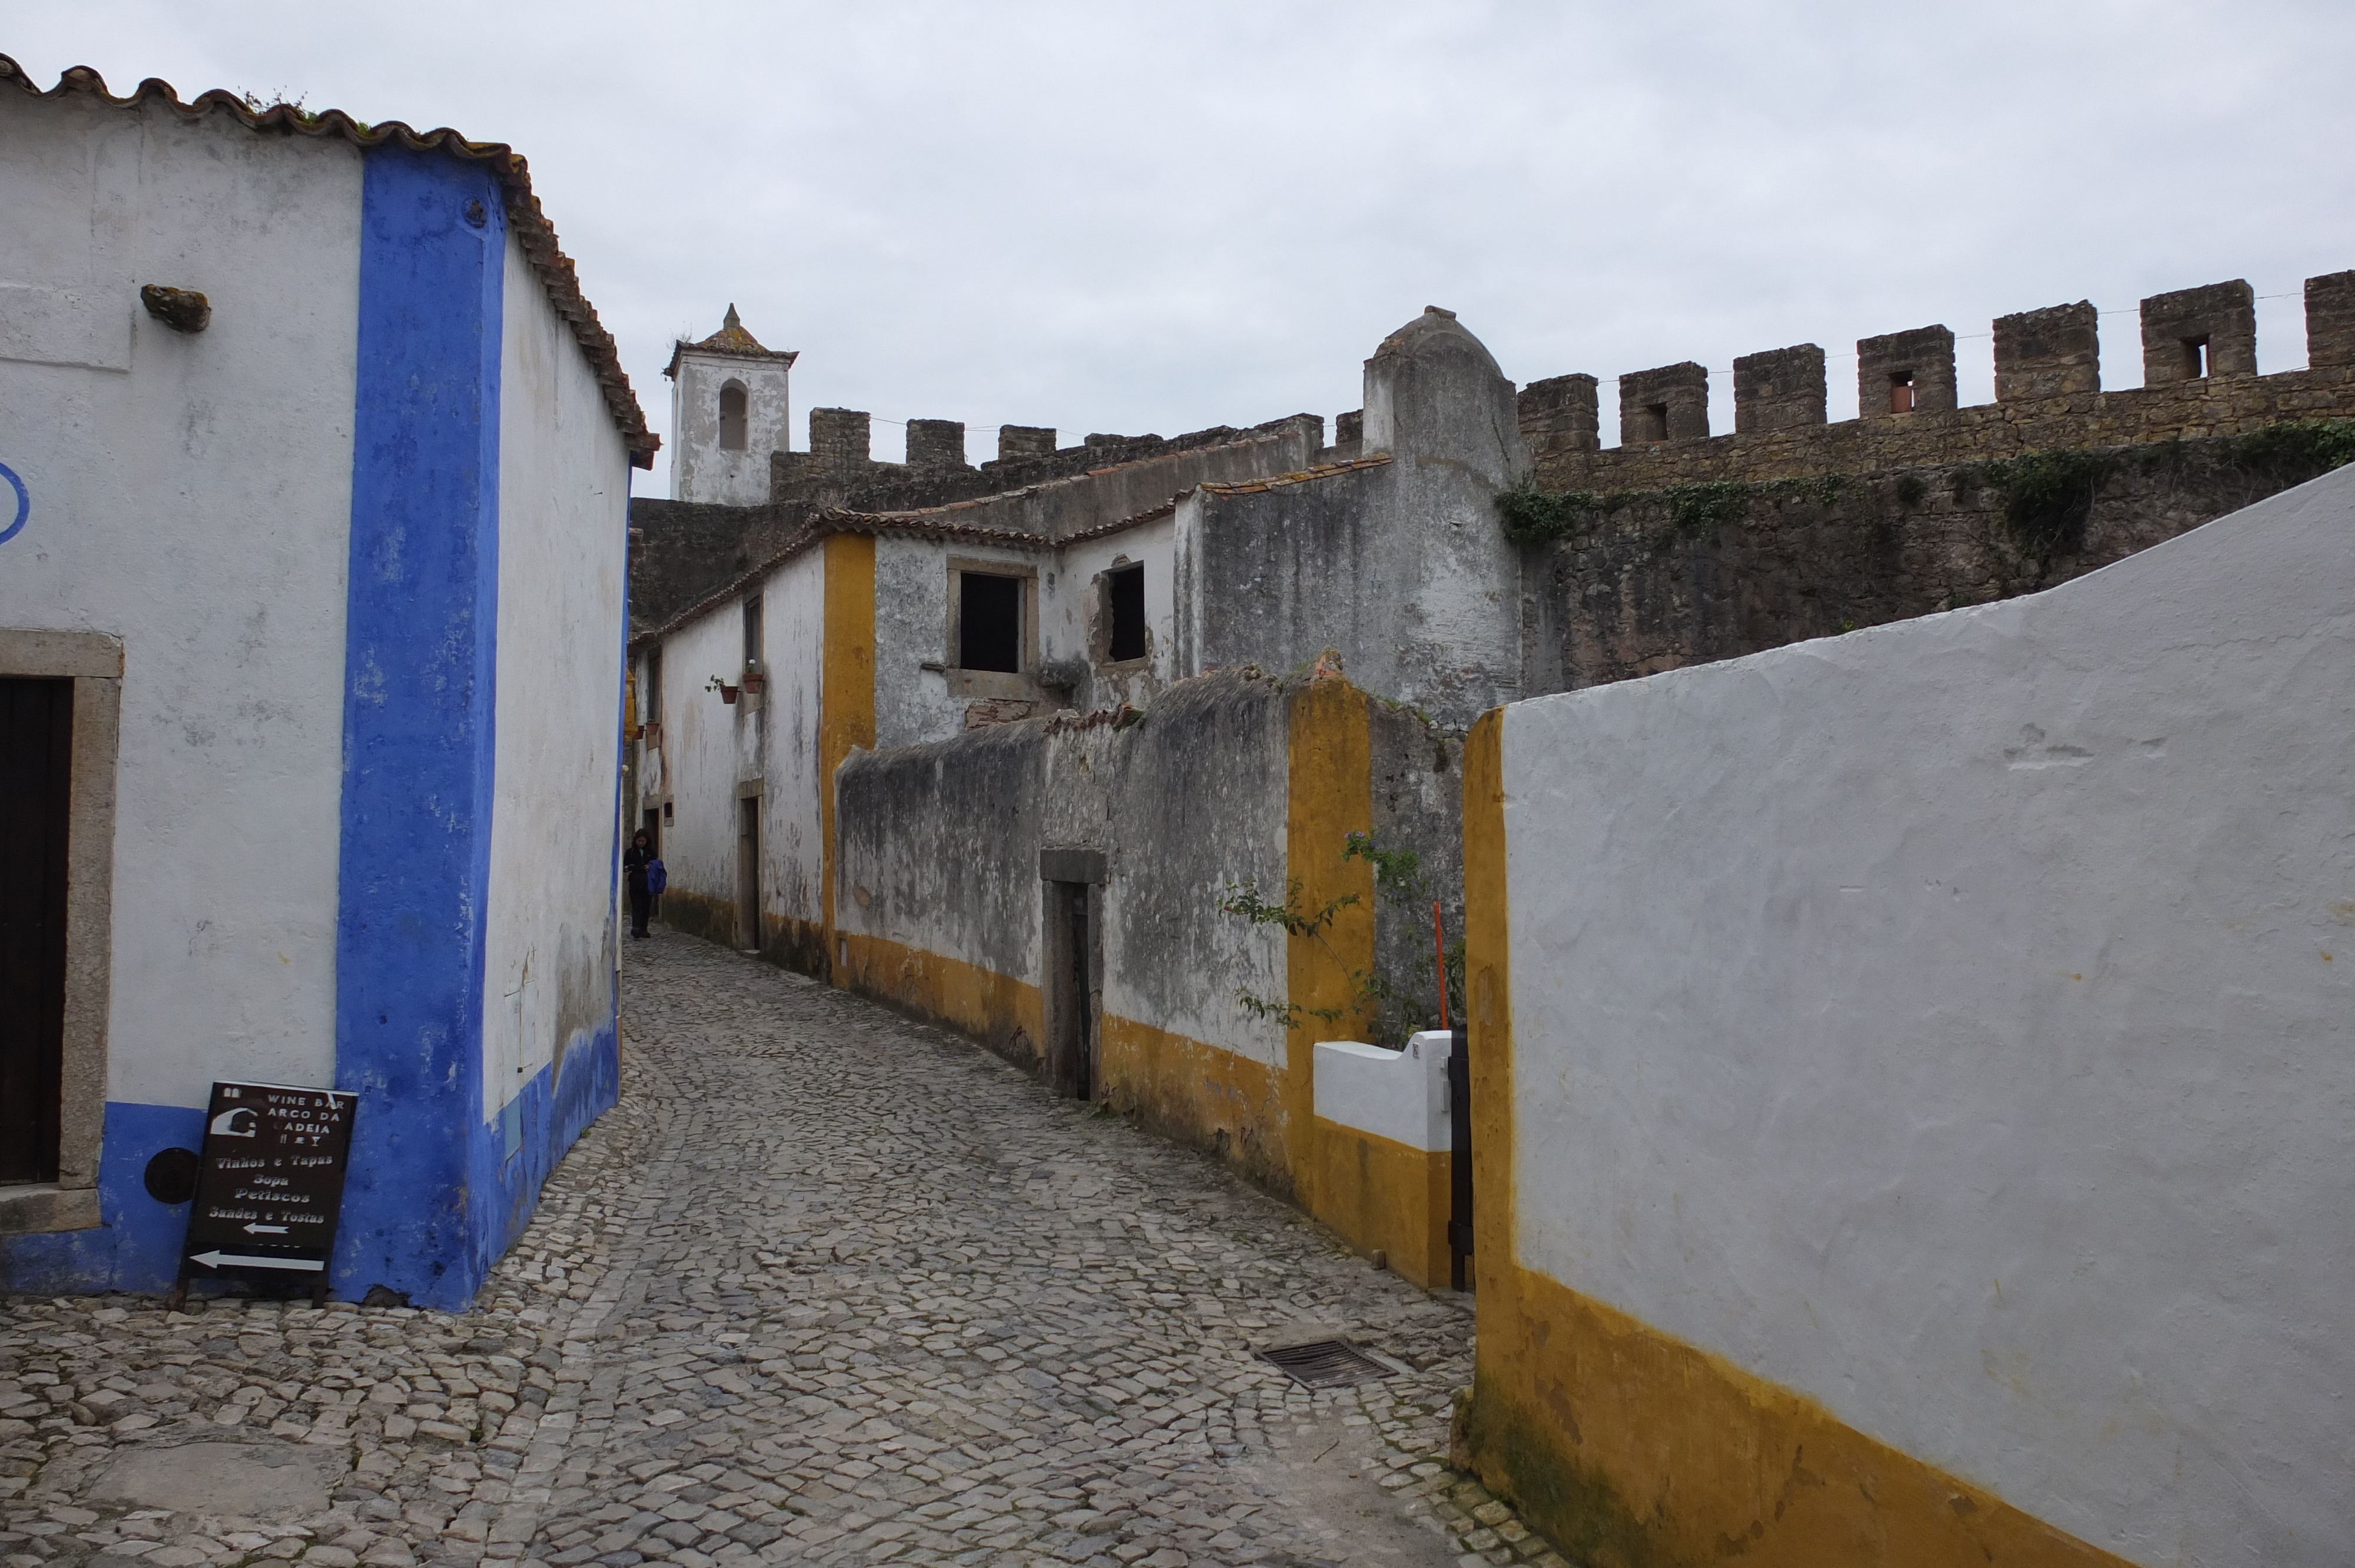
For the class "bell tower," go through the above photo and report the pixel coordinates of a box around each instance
[664,305,798,504]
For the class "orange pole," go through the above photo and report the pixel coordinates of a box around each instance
[1433,899,1450,1031]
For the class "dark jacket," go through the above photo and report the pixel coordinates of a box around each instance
[623,843,653,897]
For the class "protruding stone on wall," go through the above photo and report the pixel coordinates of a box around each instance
[2304,271,2355,368]
[1994,301,2099,401]
[1732,346,1826,434]
[1618,363,1710,446]
[999,425,1056,462]
[811,407,871,470]
[1335,409,1364,447]
[906,418,968,470]
[1856,325,1957,416]
[2141,280,2256,384]
[1519,374,1600,456]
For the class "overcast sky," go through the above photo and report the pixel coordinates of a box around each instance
[15,2,2355,493]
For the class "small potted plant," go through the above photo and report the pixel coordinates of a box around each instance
[706,674,739,705]
[741,659,766,695]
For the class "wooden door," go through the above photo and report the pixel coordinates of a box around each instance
[1,678,72,1184]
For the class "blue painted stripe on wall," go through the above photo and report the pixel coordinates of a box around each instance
[334,146,505,1312]
[0,1102,203,1293]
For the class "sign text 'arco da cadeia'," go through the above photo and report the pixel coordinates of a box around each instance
[178,1081,358,1297]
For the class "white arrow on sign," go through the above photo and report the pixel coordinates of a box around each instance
[188,1250,323,1273]
[242,1222,288,1235]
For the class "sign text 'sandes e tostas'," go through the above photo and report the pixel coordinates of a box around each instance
[177,1081,357,1303]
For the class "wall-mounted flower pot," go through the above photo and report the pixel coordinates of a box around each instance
[741,671,765,695]
[719,685,740,705]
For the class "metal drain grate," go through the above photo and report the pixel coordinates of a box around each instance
[1254,1338,1393,1389]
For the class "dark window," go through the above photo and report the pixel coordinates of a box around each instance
[1640,401,1670,443]
[1106,564,1146,662]
[718,382,748,451]
[959,573,1022,673]
[2182,337,2210,380]
[1888,372,1915,414]
[742,594,763,669]
[644,646,662,725]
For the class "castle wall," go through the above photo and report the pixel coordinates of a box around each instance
[1464,463,2355,1567]
[1522,431,2355,690]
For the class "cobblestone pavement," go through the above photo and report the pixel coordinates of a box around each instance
[3,931,1572,1568]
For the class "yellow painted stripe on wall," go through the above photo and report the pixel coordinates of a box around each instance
[837,929,1042,1064]
[820,532,877,975]
[1460,711,2132,1568]
[1099,1014,1289,1195]
[1284,675,1375,1213]
[1307,1117,1450,1290]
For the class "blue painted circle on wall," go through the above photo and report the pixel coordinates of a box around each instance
[0,463,26,547]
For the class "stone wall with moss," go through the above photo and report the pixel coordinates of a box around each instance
[1512,421,2355,690]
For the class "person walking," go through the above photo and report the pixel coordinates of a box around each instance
[624,829,656,939]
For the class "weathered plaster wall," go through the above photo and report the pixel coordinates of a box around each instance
[479,228,629,1157]
[0,92,361,1118]
[1056,517,1176,714]
[1175,310,1528,728]
[0,91,362,1294]
[834,669,1462,1224]
[1472,465,2355,1566]
[754,549,829,961]
[642,595,747,945]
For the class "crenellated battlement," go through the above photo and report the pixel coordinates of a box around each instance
[769,406,1325,512]
[1524,270,2355,490]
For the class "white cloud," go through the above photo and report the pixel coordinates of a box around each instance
[14,0,2354,489]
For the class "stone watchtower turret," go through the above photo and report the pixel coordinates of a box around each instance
[665,305,798,505]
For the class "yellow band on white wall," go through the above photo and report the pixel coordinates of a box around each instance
[1467,469,2355,1566]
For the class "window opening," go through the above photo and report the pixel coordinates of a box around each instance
[742,594,764,670]
[1106,563,1146,662]
[644,646,662,725]
[2181,336,2210,380]
[1640,402,1670,443]
[959,573,1022,673]
[1888,372,1915,414]
[718,381,749,451]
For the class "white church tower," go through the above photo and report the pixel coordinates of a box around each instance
[665,305,797,505]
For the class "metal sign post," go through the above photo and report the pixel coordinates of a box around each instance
[168,1081,357,1310]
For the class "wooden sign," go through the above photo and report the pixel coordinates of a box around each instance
[174,1081,357,1305]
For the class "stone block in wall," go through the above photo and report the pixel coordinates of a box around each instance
[1856,325,1957,415]
[998,425,1056,462]
[1618,362,1710,446]
[810,407,871,470]
[2304,271,2355,368]
[1732,345,1826,434]
[1519,374,1600,456]
[907,418,968,469]
[2141,280,2256,384]
[1335,409,1364,447]
[1995,302,2099,400]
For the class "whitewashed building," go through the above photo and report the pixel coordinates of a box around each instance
[0,59,656,1309]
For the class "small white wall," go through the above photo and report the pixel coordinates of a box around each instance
[1313,1033,1449,1150]
[1499,466,2355,1567]
[0,92,363,1108]
[669,348,791,506]
[480,230,631,1117]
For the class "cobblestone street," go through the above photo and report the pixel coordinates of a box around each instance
[4,933,1570,1568]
